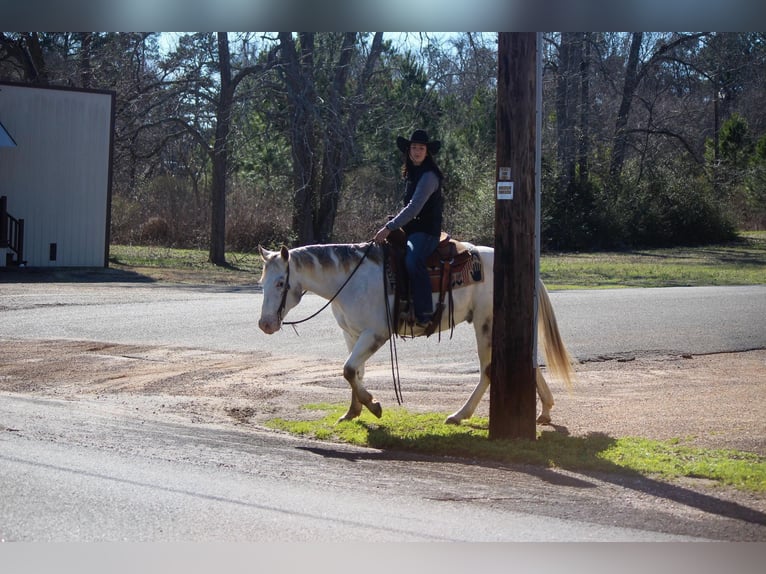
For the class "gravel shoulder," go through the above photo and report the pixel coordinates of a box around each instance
[1,338,764,540]
[1,338,763,456]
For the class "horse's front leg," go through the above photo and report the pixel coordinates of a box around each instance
[338,392,364,423]
[337,330,387,423]
[337,331,364,422]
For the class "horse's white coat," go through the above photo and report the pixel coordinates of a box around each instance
[258,242,574,424]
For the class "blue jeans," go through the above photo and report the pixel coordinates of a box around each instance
[405,232,439,322]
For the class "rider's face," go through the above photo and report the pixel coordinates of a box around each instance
[409,143,427,166]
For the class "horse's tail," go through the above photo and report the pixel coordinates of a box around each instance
[537,279,576,390]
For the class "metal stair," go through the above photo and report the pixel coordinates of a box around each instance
[0,195,25,266]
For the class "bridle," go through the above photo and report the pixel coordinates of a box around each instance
[276,256,292,323]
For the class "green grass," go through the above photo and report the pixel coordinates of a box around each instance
[540,231,766,289]
[108,244,262,283]
[110,231,766,289]
[109,244,261,271]
[267,404,766,492]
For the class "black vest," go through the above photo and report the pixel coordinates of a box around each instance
[402,167,443,237]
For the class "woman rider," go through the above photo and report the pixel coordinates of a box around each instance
[374,129,444,328]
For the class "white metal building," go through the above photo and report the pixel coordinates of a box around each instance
[0,81,114,268]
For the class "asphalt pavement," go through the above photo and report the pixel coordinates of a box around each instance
[1,280,765,544]
[1,281,764,363]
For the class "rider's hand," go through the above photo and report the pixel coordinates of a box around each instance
[374,226,391,244]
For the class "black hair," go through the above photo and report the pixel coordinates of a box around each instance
[401,152,443,182]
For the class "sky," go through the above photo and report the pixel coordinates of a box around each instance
[157,32,462,55]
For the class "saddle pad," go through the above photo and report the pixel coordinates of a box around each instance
[427,247,484,292]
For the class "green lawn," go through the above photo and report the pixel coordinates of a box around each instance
[110,231,766,289]
[540,231,766,289]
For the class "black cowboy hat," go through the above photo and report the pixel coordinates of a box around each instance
[396,129,441,154]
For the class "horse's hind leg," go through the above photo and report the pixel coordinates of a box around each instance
[444,313,555,425]
[446,317,492,425]
[445,366,490,425]
[536,368,555,424]
[337,330,386,422]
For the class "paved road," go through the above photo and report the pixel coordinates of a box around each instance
[552,285,766,359]
[1,282,764,364]
[1,281,765,542]
[2,393,709,543]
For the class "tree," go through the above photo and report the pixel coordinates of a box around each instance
[156,33,279,264]
[207,33,234,265]
[607,31,643,187]
[276,32,385,245]
[316,33,384,243]
[545,32,599,249]
[4,32,765,253]
[0,32,49,83]
[555,32,585,190]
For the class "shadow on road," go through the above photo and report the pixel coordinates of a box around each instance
[0,267,155,284]
[297,425,766,530]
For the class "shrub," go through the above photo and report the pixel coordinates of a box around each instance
[139,216,170,245]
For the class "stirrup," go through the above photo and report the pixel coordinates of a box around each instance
[416,316,437,337]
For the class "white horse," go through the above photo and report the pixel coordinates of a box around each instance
[258,241,574,425]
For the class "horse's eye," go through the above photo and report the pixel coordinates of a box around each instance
[276,280,284,289]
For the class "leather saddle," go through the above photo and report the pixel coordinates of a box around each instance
[385,229,477,337]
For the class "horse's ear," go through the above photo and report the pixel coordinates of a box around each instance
[258,245,271,260]
[280,245,290,261]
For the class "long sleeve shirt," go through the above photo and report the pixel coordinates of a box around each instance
[385,170,440,231]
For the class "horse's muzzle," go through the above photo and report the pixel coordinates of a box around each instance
[258,316,281,334]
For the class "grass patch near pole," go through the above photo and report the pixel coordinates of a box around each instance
[266,403,766,493]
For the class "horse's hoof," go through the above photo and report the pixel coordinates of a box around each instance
[444,415,461,425]
[337,410,361,423]
[367,401,382,418]
[536,414,552,425]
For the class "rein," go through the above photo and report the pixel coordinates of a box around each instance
[382,245,404,405]
[275,240,404,406]
[281,241,375,329]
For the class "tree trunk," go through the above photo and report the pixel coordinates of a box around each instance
[209,32,234,266]
[281,32,384,245]
[280,32,319,246]
[577,33,591,186]
[316,33,355,243]
[608,32,643,186]
[555,33,581,191]
[78,32,92,89]
[317,32,384,243]
[0,32,50,83]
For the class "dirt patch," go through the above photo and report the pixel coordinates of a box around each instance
[1,338,763,456]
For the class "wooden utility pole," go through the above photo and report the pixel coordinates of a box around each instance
[489,32,538,440]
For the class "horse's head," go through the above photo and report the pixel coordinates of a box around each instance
[257,245,302,334]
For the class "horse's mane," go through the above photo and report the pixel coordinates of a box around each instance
[290,242,383,274]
